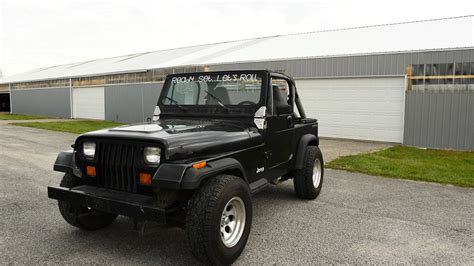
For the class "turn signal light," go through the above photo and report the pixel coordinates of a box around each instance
[86,166,96,177]
[139,172,152,186]
[193,161,207,169]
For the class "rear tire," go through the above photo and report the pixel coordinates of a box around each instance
[185,175,252,265]
[58,174,117,230]
[294,146,324,200]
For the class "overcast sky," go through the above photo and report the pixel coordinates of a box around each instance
[0,0,473,76]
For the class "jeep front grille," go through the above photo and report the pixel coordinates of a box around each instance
[96,142,139,193]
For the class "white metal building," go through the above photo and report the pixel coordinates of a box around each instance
[1,16,473,148]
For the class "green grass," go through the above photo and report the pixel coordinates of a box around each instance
[326,145,474,187]
[0,113,50,120]
[11,120,124,134]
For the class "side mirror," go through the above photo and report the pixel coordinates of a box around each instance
[276,105,292,115]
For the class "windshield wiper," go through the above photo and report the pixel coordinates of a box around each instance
[164,96,187,111]
[204,90,228,111]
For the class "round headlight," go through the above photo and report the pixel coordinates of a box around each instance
[144,147,160,165]
[83,142,96,159]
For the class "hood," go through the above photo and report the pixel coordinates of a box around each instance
[79,119,262,161]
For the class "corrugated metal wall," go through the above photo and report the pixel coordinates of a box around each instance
[105,83,163,123]
[208,49,474,77]
[403,90,474,150]
[11,87,71,118]
[7,49,474,151]
[209,49,474,150]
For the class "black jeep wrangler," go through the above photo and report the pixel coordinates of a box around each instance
[48,70,323,264]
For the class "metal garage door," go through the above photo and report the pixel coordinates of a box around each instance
[72,87,105,120]
[295,77,405,142]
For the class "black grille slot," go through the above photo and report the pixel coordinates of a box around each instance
[96,142,138,193]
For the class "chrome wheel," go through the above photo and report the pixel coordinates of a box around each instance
[220,196,246,248]
[312,158,322,187]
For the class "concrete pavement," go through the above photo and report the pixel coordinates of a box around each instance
[0,123,472,264]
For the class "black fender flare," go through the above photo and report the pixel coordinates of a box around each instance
[152,157,247,190]
[53,151,83,178]
[293,134,319,170]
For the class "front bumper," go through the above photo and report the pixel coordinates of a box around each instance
[48,185,167,223]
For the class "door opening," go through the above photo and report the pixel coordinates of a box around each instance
[0,93,11,112]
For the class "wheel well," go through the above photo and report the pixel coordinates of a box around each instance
[307,140,317,146]
[196,168,247,189]
[220,168,246,180]
[179,158,248,190]
[293,134,319,170]
[184,168,247,205]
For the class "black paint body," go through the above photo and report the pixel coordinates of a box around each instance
[48,70,320,222]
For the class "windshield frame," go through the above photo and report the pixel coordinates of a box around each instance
[157,70,269,116]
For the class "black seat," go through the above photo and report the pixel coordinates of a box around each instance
[208,86,230,105]
[272,85,291,114]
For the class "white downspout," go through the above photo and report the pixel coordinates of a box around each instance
[9,84,12,114]
[401,74,408,144]
[69,78,73,119]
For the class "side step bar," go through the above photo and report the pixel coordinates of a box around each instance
[249,178,269,194]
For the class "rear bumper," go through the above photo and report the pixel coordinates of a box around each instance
[48,185,167,223]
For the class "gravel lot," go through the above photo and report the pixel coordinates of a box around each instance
[0,123,472,264]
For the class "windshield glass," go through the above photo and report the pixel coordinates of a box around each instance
[161,72,263,106]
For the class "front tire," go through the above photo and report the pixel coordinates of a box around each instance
[58,174,117,230]
[294,145,324,200]
[185,175,252,265]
